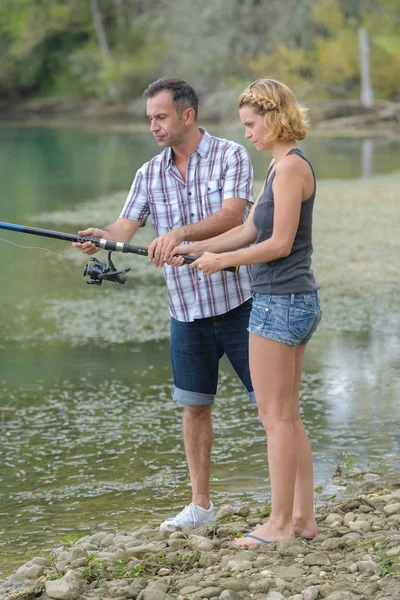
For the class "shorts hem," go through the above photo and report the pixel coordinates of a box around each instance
[173,386,215,406]
[247,327,304,347]
[248,391,257,404]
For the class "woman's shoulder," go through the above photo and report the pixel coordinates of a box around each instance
[276,152,311,178]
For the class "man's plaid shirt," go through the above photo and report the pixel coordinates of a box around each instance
[120,129,253,322]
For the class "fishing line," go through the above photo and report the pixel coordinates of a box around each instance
[0,238,77,260]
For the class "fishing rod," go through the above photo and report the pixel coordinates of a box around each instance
[0,221,238,286]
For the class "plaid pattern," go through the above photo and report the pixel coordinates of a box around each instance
[120,129,253,322]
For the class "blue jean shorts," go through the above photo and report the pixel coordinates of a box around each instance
[170,299,255,406]
[248,292,321,346]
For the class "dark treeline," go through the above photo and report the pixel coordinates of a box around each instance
[0,0,399,113]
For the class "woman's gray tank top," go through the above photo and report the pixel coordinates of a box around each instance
[251,148,320,295]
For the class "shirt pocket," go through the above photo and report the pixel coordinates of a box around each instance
[199,179,223,217]
[149,192,182,235]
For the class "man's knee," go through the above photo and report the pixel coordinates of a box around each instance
[184,404,212,420]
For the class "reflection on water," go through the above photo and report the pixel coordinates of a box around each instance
[361,138,374,178]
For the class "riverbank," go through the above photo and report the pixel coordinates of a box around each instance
[1,97,400,138]
[1,478,399,600]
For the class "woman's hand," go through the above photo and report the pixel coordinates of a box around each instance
[190,252,227,275]
[167,242,203,267]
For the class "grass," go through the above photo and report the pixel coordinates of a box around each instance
[75,550,201,583]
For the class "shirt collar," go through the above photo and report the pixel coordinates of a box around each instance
[164,128,211,169]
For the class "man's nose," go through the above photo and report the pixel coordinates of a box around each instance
[150,120,160,132]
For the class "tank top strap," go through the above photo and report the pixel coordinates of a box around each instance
[286,148,316,184]
[265,160,276,187]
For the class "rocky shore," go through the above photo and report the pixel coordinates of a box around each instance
[1,482,399,600]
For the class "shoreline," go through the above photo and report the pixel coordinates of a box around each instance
[1,97,400,139]
[1,477,399,600]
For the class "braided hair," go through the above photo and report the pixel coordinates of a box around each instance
[238,79,308,141]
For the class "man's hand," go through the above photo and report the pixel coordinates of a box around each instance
[147,230,184,267]
[72,227,106,255]
[190,252,226,275]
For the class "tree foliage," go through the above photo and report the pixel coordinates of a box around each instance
[0,0,398,103]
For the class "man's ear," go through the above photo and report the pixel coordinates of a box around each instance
[183,107,196,125]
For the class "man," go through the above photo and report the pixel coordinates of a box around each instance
[73,77,255,530]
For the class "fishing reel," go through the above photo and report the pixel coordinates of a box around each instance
[83,251,130,286]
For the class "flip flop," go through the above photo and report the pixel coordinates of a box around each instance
[295,535,314,541]
[232,533,272,548]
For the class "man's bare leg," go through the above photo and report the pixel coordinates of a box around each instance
[183,404,213,509]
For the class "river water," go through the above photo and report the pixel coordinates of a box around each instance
[0,124,399,575]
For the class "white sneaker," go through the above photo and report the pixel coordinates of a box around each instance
[159,502,216,531]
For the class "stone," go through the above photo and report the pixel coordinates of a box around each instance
[218,591,242,600]
[343,512,355,525]
[236,505,250,517]
[68,546,88,562]
[188,535,214,552]
[383,502,400,515]
[70,557,88,568]
[179,585,203,595]
[45,570,86,599]
[348,520,371,534]
[90,532,109,543]
[216,505,234,519]
[137,582,173,600]
[248,577,274,594]
[216,577,252,592]
[10,561,46,582]
[199,553,218,567]
[227,559,253,572]
[126,544,163,557]
[229,550,257,562]
[100,533,116,547]
[303,586,320,600]
[192,587,221,598]
[303,552,331,567]
[326,513,344,527]
[270,565,304,580]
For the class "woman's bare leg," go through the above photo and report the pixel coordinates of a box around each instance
[292,344,318,538]
[235,334,297,545]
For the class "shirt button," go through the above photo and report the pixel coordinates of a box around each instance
[265,308,269,312]
[188,192,192,196]
[190,212,194,217]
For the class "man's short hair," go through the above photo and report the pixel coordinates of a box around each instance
[144,77,199,119]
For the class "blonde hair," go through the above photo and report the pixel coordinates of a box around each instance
[238,78,309,141]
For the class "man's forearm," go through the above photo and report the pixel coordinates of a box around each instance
[102,219,141,243]
[177,209,242,242]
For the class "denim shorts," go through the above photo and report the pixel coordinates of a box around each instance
[248,292,321,346]
[170,299,255,406]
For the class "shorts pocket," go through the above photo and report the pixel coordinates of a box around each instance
[288,306,317,340]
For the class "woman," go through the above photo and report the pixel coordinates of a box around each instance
[170,78,321,545]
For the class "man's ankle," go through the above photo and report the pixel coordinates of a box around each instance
[192,495,211,510]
